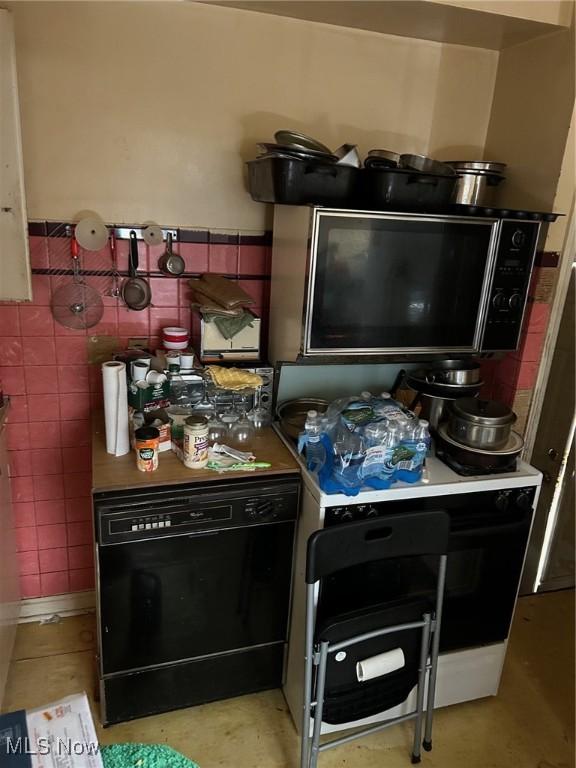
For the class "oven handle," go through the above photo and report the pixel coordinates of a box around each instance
[452,519,530,539]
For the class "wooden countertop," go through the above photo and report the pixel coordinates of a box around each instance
[92,416,300,494]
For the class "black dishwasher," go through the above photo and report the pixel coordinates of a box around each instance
[94,476,300,725]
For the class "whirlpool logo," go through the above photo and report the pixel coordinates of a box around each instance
[1,736,100,756]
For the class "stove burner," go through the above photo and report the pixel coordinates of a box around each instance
[436,444,517,476]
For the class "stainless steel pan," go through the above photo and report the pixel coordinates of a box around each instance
[158,232,185,276]
[425,359,481,386]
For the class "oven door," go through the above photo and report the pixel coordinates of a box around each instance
[319,490,533,652]
[304,210,499,356]
[98,520,295,675]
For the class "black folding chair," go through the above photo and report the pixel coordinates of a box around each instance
[301,511,449,767]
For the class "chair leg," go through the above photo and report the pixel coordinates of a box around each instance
[309,642,329,768]
[411,613,432,764]
[423,621,440,752]
[424,555,447,752]
[301,585,316,768]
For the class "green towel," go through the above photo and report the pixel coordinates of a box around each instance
[204,309,256,340]
[101,743,200,768]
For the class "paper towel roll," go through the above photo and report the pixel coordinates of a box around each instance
[102,361,130,456]
[356,648,405,682]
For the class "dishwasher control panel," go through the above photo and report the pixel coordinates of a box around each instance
[95,479,300,544]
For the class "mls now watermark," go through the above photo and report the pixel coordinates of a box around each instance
[3,736,100,757]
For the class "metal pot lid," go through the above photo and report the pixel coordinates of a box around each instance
[438,423,523,455]
[452,397,516,426]
[258,142,338,162]
[273,130,332,155]
[446,161,507,172]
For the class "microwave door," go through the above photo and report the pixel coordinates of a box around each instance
[305,212,499,356]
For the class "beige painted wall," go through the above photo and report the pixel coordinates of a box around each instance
[428,0,574,27]
[546,105,575,253]
[484,21,574,213]
[10,2,497,230]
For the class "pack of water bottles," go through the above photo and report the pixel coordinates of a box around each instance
[297,391,431,496]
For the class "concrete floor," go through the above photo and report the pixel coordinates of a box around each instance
[3,590,574,768]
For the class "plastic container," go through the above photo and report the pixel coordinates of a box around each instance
[134,426,160,472]
[360,167,457,210]
[247,157,359,206]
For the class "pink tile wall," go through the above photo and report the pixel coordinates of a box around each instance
[1,232,271,600]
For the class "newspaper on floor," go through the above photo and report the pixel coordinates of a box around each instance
[0,692,103,768]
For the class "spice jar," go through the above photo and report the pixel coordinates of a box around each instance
[134,426,160,472]
[183,415,209,469]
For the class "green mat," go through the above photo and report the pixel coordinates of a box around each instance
[101,744,200,768]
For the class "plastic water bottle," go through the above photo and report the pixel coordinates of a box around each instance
[395,419,428,482]
[303,410,326,474]
[332,431,364,489]
[381,425,400,481]
[414,419,432,458]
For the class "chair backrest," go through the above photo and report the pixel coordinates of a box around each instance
[306,510,449,584]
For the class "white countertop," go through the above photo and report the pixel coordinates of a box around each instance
[273,426,542,507]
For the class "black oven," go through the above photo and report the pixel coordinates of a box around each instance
[320,486,535,652]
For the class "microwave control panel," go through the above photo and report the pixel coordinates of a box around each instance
[482,220,540,351]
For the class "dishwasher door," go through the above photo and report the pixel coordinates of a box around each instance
[98,519,295,675]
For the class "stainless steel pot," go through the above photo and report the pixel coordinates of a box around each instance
[448,398,516,450]
[425,359,481,386]
[418,394,454,431]
[452,170,505,206]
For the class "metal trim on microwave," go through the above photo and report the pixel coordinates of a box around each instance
[302,209,501,357]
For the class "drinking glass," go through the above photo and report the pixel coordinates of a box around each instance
[207,416,229,444]
[229,394,255,446]
[192,378,216,420]
[248,387,271,430]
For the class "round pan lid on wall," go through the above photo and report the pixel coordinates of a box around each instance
[141,221,164,246]
[75,217,109,251]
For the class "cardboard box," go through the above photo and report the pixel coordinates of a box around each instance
[127,380,171,413]
[128,408,172,452]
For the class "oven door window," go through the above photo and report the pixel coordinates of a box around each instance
[98,522,295,675]
[318,513,530,653]
[307,214,496,353]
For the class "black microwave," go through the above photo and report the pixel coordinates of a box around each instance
[268,206,540,361]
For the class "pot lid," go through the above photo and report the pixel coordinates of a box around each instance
[452,398,516,426]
